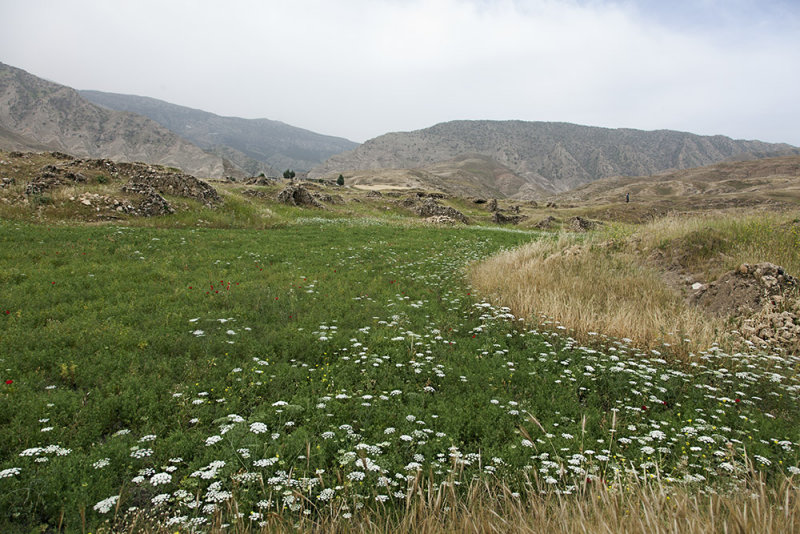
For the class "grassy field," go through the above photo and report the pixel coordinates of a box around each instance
[0,215,799,532]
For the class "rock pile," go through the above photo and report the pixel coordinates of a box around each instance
[692,263,799,352]
[121,183,175,216]
[313,193,345,204]
[276,184,323,208]
[25,165,87,196]
[569,216,600,232]
[692,263,797,317]
[535,215,557,229]
[491,211,527,225]
[124,168,220,207]
[412,198,468,224]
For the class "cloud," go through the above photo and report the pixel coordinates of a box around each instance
[1,0,798,144]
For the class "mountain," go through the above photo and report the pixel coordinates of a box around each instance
[0,62,241,179]
[79,90,358,175]
[309,120,800,198]
[550,154,800,207]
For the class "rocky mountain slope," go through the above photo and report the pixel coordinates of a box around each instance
[309,120,800,197]
[550,155,800,207]
[0,62,241,179]
[80,90,358,175]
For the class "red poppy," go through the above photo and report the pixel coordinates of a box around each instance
[5,379,12,385]
[735,398,741,403]
[641,405,647,411]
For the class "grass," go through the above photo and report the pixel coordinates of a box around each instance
[0,217,798,533]
[469,211,800,354]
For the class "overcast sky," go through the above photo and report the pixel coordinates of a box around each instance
[2,0,799,145]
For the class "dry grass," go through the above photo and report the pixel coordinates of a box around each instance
[468,211,800,356]
[109,475,800,533]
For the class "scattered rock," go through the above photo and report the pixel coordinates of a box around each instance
[546,201,557,208]
[487,199,498,212]
[313,193,345,204]
[424,215,458,225]
[366,190,383,199]
[276,184,323,208]
[1,177,15,188]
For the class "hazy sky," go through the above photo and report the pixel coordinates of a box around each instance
[2,0,799,145]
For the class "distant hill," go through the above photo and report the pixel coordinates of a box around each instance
[0,62,240,179]
[549,154,800,208]
[80,90,358,175]
[309,120,800,198]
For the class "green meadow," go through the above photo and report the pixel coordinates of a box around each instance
[0,218,798,532]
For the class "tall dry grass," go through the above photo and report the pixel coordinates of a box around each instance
[114,475,800,533]
[468,211,800,356]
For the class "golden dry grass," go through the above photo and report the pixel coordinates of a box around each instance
[468,211,800,356]
[112,475,800,534]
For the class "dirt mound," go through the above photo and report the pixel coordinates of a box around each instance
[691,263,799,351]
[412,198,468,224]
[276,184,323,208]
[691,263,797,316]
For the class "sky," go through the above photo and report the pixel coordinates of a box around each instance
[1,0,799,145]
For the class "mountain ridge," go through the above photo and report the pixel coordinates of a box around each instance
[0,62,241,179]
[79,90,358,174]
[309,120,800,197]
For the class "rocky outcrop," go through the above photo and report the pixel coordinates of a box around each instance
[19,155,219,216]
